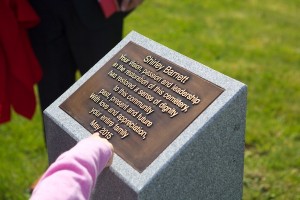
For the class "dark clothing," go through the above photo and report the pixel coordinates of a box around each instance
[29,0,126,111]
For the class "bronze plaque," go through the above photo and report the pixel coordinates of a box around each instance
[60,42,224,172]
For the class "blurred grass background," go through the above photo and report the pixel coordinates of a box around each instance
[0,0,299,199]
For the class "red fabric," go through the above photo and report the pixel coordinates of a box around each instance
[98,0,118,18]
[0,0,42,123]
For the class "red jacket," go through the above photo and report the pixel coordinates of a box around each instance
[0,0,42,123]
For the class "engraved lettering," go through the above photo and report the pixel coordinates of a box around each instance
[108,70,118,78]
[89,107,102,117]
[99,127,113,140]
[100,114,114,127]
[107,107,120,116]
[112,62,118,68]
[160,79,174,88]
[153,86,165,95]
[147,83,156,89]
[163,93,190,112]
[127,107,139,117]
[116,114,147,140]
[141,68,163,82]
[108,96,129,111]
[126,95,154,115]
[117,64,126,72]
[60,42,225,173]
[159,103,178,118]
[89,92,101,103]
[143,55,165,71]
[115,75,136,90]
[118,88,128,97]
[99,100,109,110]
[124,69,148,86]
[98,89,111,99]
[171,84,201,104]
[119,54,130,63]
[137,89,154,102]
[152,99,162,105]
[113,124,129,139]
[113,85,120,92]
[90,119,101,131]
[137,113,153,127]
[163,66,190,84]
[128,60,143,72]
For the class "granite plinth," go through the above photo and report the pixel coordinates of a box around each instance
[44,31,247,200]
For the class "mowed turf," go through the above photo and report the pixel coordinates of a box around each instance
[0,0,299,199]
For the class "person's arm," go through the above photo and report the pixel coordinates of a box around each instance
[30,133,113,200]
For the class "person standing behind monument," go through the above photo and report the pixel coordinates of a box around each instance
[0,0,42,124]
[30,133,114,200]
[28,0,143,138]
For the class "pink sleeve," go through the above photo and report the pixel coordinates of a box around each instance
[30,137,112,200]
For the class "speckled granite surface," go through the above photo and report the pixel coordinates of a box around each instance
[44,31,247,200]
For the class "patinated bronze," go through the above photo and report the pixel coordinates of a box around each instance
[60,42,224,172]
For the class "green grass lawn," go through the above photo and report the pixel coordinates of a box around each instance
[0,0,299,199]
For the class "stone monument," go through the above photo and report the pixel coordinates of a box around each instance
[43,31,247,199]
